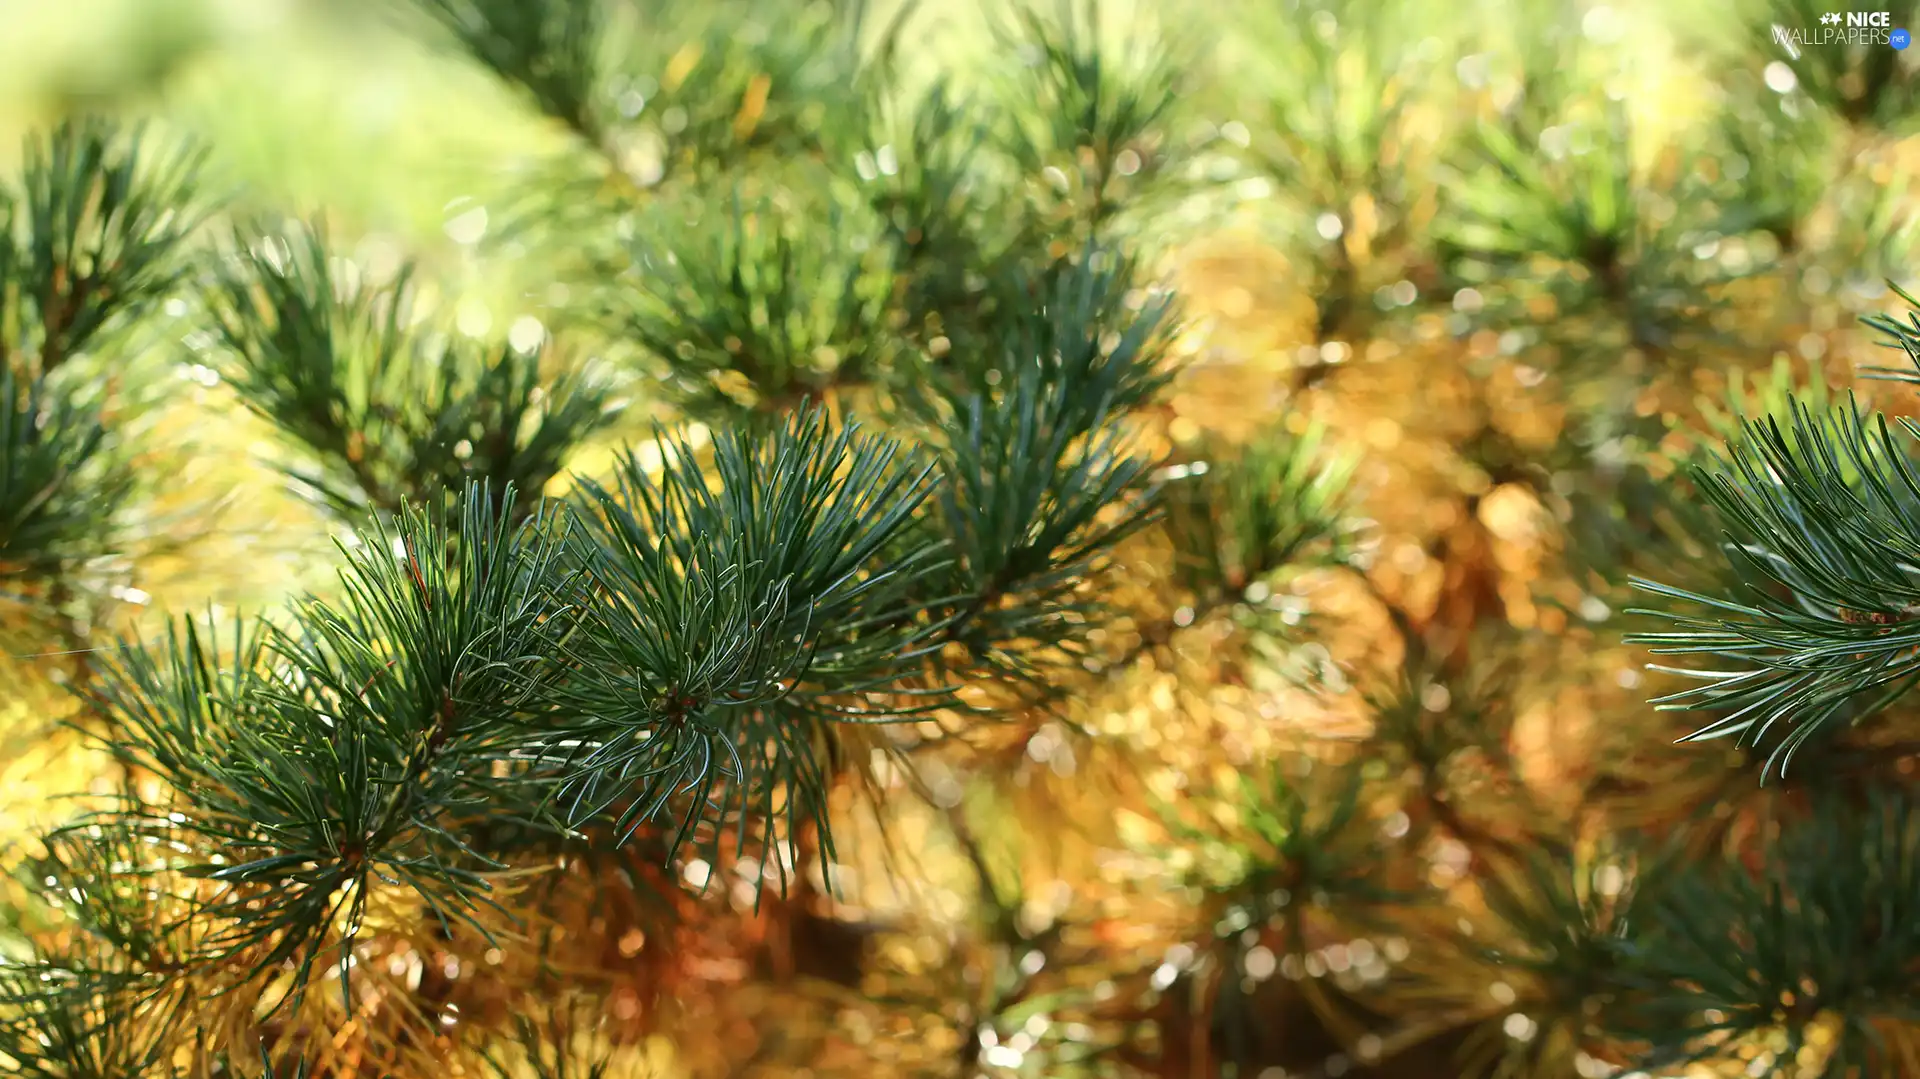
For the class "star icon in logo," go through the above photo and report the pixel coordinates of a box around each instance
[1821,11,1841,23]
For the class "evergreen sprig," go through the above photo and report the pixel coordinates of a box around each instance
[0,365,135,602]
[908,255,1172,683]
[475,993,653,1079]
[543,405,946,877]
[1455,844,1652,1077]
[1229,0,1439,340]
[88,484,576,1007]
[409,0,897,198]
[201,220,620,522]
[4,117,210,376]
[617,0,893,181]
[937,246,1175,405]
[1629,397,1920,774]
[1619,789,1920,1073]
[594,192,898,418]
[0,955,184,1079]
[1861,280,1920,372]
[1164,419,1361,598]
[20,822,206,983]
[41,349,1179,1024]
[1158,757,1409,933]
[1809,162,1920,300]
[0,824,204,1079]
[851,83,1036,353]
[0,117,207,637]
[992,0,1184,244]
[1439,86,1748,365]
[407,0,608,143]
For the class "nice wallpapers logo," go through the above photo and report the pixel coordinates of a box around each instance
[1774,10,1912,49]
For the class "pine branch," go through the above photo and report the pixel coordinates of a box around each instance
[407,0,898,217]
[475,992,654,1079]
[1091,421,1363,674]
[916,244,1176,410]
[916,347,1164,683]
[1628,396,1920,775]
[201,219,621,522]
[10,117,211,377]
[85,483,577,1008]
[1861,279,1920,377]
[0,116,207,671]
[850,82,1044,355]
[1163,420,1361,598]
[1615,787,1920,1073]
[612,0,890,181]
[1436,36,1754,369]
[593,191,899,420]
[538,405,949,880]
[1228,0,1441,341]
[407,0,608,146]
[0,364,133,598]
[992,0,1186,244]
[0,956,185,1079]
[1153,755,1410,929]
[1446,841,1657,1079]
[1360,645,1546,867]
[1141,753,1423,1078]
[0,825,203,1079]
[1707,68,1837,253]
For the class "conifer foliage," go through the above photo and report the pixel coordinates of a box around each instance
[0,118,208,663]
[200,218,621,523]
[8,0,1920,1078]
